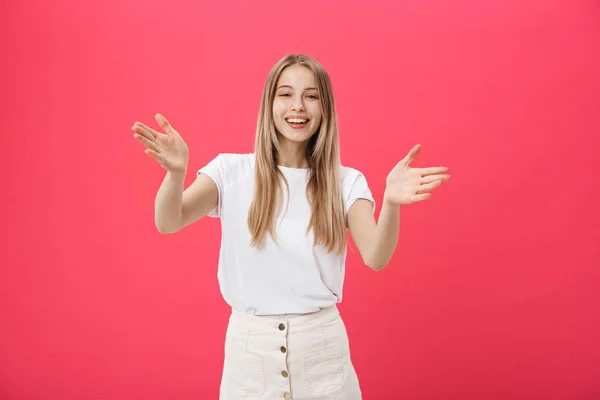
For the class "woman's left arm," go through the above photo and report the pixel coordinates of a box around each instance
[348,144,450,271]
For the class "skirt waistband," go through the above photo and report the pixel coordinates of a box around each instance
[229,305,340,334]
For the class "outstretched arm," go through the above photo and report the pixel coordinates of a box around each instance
[132,114,218,234]
[348,144,450,271]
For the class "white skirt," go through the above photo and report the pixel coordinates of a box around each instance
[219,305,362,400]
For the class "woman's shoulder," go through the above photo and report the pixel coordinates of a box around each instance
[339,164,372,194]
[339,164,375,210]
[212,152,255,166]
[340,164,367,180]
[207,152,255,174]
[198,153,255,188]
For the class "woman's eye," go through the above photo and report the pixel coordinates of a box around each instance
[307,95,318,99]
[279,93,291,97]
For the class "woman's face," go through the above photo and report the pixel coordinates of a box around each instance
[272,65,322,145]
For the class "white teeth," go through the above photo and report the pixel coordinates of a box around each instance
[286,118,307,124]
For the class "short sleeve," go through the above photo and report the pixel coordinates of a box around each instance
[343,169,376,215]
[196,153,253,218]
[197,154,227,218]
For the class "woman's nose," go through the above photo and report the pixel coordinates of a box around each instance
[291,98,305,112]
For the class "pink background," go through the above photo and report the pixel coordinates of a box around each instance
[2,0,599,399]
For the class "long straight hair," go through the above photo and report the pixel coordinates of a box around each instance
[247,54,346,254]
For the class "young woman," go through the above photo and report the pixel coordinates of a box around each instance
[132,54,450,400]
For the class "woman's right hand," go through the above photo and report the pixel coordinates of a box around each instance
[132,114,189,175]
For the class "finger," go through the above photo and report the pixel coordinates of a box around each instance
[155,113,177,135]
[421,174,451,184]
[144,148,166,165]
[418,166,449,176]
[402,144,422,166]
[412,193,431,202]
[416,180,443,194]
[132,125,157,143]
[133,133,160,152]
[132,122,159,140]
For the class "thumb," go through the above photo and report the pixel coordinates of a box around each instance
[155,113,176,135]
[403,144,422,166]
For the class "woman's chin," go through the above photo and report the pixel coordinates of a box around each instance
[279,130,317,145]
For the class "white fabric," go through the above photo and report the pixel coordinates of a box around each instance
[197,153,375,318]
[220,305,362,400]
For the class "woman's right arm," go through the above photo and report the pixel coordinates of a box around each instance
[154,171,218,234]
[132,113,219,234]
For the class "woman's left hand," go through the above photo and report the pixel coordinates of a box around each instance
[383,144,451,206]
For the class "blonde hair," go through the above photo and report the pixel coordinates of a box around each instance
[247,54,346,254]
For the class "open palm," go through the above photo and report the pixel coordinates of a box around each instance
[132,114,189,174]
[384,144,450,206]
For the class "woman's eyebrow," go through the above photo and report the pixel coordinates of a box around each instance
[277,85,319,91]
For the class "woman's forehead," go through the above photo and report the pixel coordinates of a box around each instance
[277,65,317,87]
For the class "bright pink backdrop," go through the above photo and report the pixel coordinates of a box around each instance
[2,0,599,399]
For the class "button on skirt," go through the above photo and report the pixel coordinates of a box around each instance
[219,305,362,400]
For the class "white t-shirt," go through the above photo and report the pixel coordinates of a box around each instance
[198,153,375,318]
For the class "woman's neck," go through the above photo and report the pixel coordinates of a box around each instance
[276,141,309,169]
